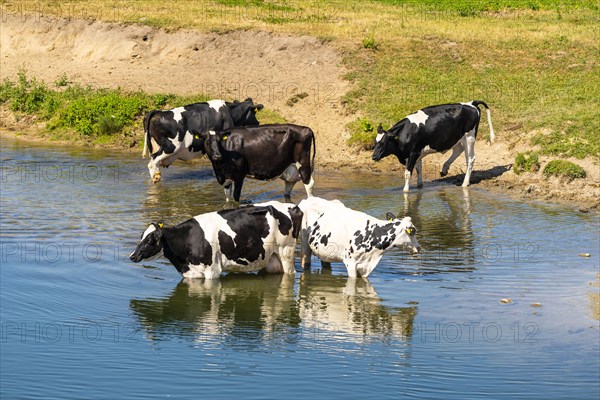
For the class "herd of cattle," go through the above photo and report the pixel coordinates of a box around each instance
[131,98,494,278]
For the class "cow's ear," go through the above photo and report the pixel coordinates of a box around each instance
[255,104,264,111]
[244,97,253,103]
[385,212,396,221]
[222,135,243,152]
[289,206,304,239]
[377,124,385,134]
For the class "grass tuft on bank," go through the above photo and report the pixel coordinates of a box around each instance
[0,72,285,146]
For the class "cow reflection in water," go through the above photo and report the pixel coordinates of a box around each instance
[401,187,476,272]
[130,273,417,344]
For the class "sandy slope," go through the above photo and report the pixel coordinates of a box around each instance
[1,15,598,209]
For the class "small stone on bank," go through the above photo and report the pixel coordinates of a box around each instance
[500,298,512,304]
[579,253,591,257]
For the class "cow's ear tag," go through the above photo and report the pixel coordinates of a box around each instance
[194,135,199,139]
[254,108,259,112]
[158,222,164,229]
[223,135,228,140]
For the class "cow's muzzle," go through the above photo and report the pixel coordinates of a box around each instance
[129,252,142,263]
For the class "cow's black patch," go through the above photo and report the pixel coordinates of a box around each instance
[269,207,292,236]
[161,219,213,275]
[320,233,331,246]
[216,207,271,265]
[353,221,398,253]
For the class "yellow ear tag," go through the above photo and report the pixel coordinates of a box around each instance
[194,135,199,139]
[158,222,163,228]
[389,218,394,221]
[223,135,228,140]
[254,108,259,112]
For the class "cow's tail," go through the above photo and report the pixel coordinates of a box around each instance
[472,100,495,144]
[142,110,159,158]
[310,129,316,173]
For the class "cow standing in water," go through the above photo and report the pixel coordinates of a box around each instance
[372,100,494,192]
[129,202,303,279]
[298,197,420,278]
[142,98,263,183]
[204,124,316,202]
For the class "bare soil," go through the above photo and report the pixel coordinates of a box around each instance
[1,16,598,211]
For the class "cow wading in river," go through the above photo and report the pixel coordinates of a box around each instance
[298,197,421,278]
[142,98,263,183]
[129,202,303,279]
[372,100,495,192]
[205,124,316,202]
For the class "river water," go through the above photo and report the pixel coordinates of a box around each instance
[1,137,598,399]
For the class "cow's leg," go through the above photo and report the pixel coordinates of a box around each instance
[321,260,332,269]
[223,180,234,202]
[415,159,424,188]
[297,160,315,198]
[441,141,464,177]
[462,128,477,187]
[284,180,296,198]
[300,229,312,269]
[403,152,419,192]
[279,247,297,275]
[303,176,315,197]
[147,158,160,182]
[232,178,244,202]
[344,259,358,278]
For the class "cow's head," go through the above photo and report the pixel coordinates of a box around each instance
[130,222,165,263]
[205,130,224,161]
[205,129,245,164]
[229,98,264,127]
[386,213,420,254]
[372,125,399,162]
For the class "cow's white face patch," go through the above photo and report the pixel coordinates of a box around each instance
[375,133,384,142]
[208,100,226,111]
[141,224,156,241]
[171,107,186,123]
[406,110,429,127]
[209,130,216,136]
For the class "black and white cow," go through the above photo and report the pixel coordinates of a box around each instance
[129,202,303,279]
[371,100,495,192]
[142,98,263,183]
[298,197,420,278]
[204,124,316,202]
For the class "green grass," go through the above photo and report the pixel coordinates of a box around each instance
[0,72,285,145]
[543,159,587,179]
[514,152,540,174]
[8,1,600,158]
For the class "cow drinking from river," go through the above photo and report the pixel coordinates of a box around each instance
[372,100,494,192]
[142,98,263,183]
[129,202,303,279]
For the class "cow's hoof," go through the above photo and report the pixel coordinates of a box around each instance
[403,188,410,193]
[417,183,423,188]
[440,171,448,177]
[461,183,470,188]
[152,172,162,183]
